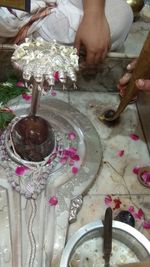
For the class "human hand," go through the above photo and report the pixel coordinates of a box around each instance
[74,12,110,65]
[118,59,150,95]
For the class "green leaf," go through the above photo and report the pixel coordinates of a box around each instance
[0,110,15,129]
[0,76,28,105]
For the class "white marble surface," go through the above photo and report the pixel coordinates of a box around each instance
[66,91,150,243]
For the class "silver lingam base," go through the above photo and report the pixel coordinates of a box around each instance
[1,98,102,199]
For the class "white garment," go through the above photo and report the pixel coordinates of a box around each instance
[0,0,133,50]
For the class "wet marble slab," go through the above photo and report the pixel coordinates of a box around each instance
[68,194,150,241]
[66,90,150,253]
[68,91,150,195]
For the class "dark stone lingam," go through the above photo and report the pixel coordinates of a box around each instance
[11,116,55,162]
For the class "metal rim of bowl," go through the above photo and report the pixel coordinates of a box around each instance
[60,220,150,267]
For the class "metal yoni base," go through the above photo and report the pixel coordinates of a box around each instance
[0,98,102,267]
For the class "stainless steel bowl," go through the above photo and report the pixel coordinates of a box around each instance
[60,220,150,267]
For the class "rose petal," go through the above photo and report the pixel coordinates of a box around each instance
[22,92,32,101]
[15,166,27,176]
[53,71,59,81]
[143,221,150,229]
[132,166,141,174]
[130,133,139,141]
[48,196,58,206]
[71,154,80,161]
[72,166,78,174]
[141,172,150,184]
[68,131,76,141]
[16,81,24,87]
[113,198,122,210]
[135,208,144,220]
[117,150,124,157]
[104,195,112,206]
[128,206,135,213]
[51,90,57,96]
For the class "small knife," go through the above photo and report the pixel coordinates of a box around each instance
[103,207,113,267]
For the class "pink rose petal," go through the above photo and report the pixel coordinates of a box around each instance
[134,208,144,220]
[130,133,139,141]
[53,71,59,81]
[128,206,135,213]
[15,166,28,176]
[141,172,150,184]
[71,154,80,161]
[68,132,76,141]
[48,196,58,206]
[143,221,150,229]
[132,166,141,174]
[117,150,124,157]
[16,81,24,87]
[104,195,112,206]
[51,90,57,96]
[72,166,78,174]
[22,92,32,101]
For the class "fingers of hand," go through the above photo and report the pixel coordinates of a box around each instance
[126,58,137,72]
[136,79,150,91]
[119,72,132,85]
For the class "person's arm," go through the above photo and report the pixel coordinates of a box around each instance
[74,0,111,65]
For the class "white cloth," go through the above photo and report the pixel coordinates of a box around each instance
[0,0,133,50]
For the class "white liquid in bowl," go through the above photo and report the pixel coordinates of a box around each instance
[70,237,139,267]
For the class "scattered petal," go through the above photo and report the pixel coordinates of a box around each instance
[117,150,124,157]
[143,221,150,229]
[53,71,59,81]
[132,166,140,174]
[135,208,144,220]
[130,133,139,141]
[104,195,112,206]
[113,198,122,210]
[72,166,78,174]
[68,131,76,141]
[141,172,150,185]
[16,81,24,87]
[22,92,32,101]
[71,154,80,161]
[48,196,58,206]
[128,206,135,213]
[51,90,57,96]
[15,165,28,176]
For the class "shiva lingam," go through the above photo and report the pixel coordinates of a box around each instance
[99,31,150,124]
[11,38,79,162]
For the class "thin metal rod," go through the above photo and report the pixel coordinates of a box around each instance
[29,81,41,116]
